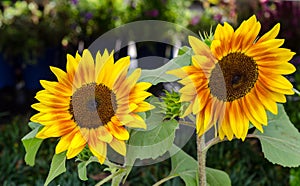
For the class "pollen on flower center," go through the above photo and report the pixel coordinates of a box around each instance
[69,83,117,128]
[209,52,258,102]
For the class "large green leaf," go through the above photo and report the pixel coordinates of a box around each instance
[126,119,178,166]
[44,152,67,186]
[144,97,165,130]
[21,122,43,166]
[139,47,192,85]
[169,146,231,186]
[254,104,300,167]
[169,146,199,186]
[206,167,231,186]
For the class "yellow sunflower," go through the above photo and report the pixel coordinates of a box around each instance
[168,15,296,140]
[30,49,154,163]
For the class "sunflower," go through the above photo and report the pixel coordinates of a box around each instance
[168,15,296,140]
[30,49,154,163]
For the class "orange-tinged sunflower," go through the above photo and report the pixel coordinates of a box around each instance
[168,15,296,140]
[31,49,154,163]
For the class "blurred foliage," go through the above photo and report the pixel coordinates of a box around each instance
[0,112,296,185]
[0,115,103,185]
[124,0,192,27]
[63,0,126,49]
[0,0,71,64]
[187,0,237,34]
[236,0,300,54]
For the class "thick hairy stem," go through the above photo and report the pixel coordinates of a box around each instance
[197,135,207,186]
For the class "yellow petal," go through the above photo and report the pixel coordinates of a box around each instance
[192,55,215,71]
[259,62,296,75]
[109,138,126,156]
[107,122,129,140]
[40,80,72,97]
[96,53,115,87]
[246,39,284,57]
[241,18,260,52]
[254,50,295,63]
[130,91,152,103]
[167,68,188,79]
[107,56,131,88]
[258,77,294,95]
[192,95,200,115]
[66,144,85,159]
[228,102,238,136]
[66,53,79,81]
[31,112,71,124]
[36,121,76,139]
[189,36,215,61]
[245,92,268,125]
[81,49,95,83]
[31,102,68,113]
[257,23,280,43]
[131,82,152,93]
[259,73,293,89]
[124,114,147,129]
[55,129,77,154]
[219,104,234,141]
[255,83,278,115]
[179,83,197,95]
[88,139,107,164]
[115,68,141,98]
[97,126,113,143]
[35,92,70,107]
[133,101,155,113]
[241,95,264,132]
[203,99,213,132]
[68,131,87,151]
[50,66,72,87]
[196,111,205,135]
[181,102,193,118]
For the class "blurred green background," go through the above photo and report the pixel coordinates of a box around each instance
[1,0,300,185]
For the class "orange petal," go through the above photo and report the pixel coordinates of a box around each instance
[107,122,130,140]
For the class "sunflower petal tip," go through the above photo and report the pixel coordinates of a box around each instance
[188,35,199,44]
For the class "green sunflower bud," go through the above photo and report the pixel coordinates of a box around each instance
[158,90,183,120]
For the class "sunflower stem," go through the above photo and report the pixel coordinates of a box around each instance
[95,168,123,186]
[178,120,196,127]
[197,134,207,186]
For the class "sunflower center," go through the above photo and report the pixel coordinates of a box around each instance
[69,83,117,128]
[209,52,258,102]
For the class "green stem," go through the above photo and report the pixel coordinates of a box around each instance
[95,169,124,186]
[153,175,178,186]
[178,120,196,128]
[293,88,300,96]
[197,135,207,186]
[203,137,221,152]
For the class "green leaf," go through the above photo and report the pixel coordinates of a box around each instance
[44,152,67,186]
[21,123,43,166]
[206,167,231,186]
[178,46,191,56]
[254,104,300,167]
[126,119,178,166]
[155,146,231,186]
[139,47,192,85]
[169,146,199,186]
[145,97,165,130]
[28,122,42,130]
[77,156,98,181]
